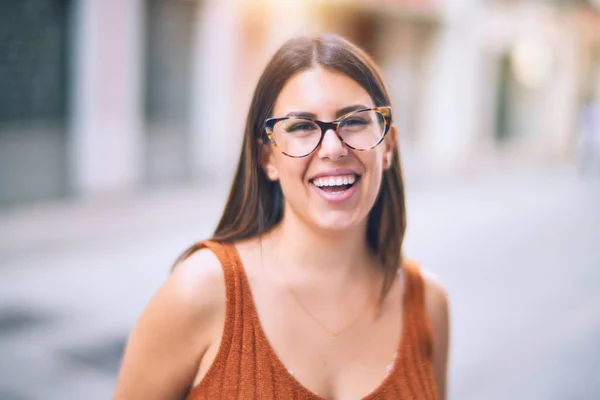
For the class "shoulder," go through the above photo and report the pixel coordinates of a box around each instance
[403,261,449,317]
[170,244,227,317]
[134,243,227,339]
[421,268,449,323]
[140,245,227,351]
[169,244,227,314]
[139,242,227,333]
[153,243,228,352]
[420,268,449,347]
[421,267,450,399]
[113,244,226,398]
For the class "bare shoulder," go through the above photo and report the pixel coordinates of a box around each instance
[421,268,450,400]
[421,269,449,320]
[146,246,227,330]
[170,246,227,312]
[113,246,226,399]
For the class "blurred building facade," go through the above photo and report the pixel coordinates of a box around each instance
[1,0,600,206]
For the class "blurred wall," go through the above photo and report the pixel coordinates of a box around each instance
[1,0,600,207]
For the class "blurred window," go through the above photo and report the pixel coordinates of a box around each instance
[0,0,70,125]
[0,0,70,205]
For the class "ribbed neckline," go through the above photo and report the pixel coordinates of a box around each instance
[228,243,413,400]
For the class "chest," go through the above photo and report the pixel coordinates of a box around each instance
[249,280,405,399]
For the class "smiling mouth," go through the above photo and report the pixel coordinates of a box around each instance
[310,174,361,193]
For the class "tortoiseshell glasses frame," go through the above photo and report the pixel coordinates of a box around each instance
[264,106,392,158]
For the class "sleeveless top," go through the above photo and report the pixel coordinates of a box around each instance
[186,241,438,399]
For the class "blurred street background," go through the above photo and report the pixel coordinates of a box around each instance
[1,0,600,399]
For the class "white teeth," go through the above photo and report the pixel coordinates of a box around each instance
[312,174,357,188]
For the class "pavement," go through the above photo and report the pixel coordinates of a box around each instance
[0,162,599,400]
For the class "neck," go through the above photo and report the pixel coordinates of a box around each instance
[264,210,374,282]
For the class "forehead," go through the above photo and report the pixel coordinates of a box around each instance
[272,67,375,118]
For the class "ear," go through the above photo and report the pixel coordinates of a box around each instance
[383,124,397,170]
[259,139,280,181]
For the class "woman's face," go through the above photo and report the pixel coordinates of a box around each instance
[263,67,396,234]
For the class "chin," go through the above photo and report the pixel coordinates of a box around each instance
[310,210,365,236]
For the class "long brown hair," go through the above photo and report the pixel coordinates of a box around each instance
[177,33,407,302]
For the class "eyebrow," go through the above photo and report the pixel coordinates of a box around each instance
[285,104,369,120]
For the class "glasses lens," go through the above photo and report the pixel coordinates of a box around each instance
[338,110,386,150]
[272,118,321,157]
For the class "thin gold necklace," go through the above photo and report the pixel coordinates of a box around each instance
[281,263,376,342]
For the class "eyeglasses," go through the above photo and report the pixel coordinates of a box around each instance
[264,106,392,158]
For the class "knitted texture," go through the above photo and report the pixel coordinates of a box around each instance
[186,241,438,399]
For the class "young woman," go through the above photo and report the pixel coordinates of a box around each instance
[114,33,449,400]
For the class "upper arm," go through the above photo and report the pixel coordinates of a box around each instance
[113,248,225,400]
[423,270,450,400]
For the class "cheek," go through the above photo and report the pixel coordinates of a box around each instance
[361,150,385,174]
[273,157,310,190]
[360,152,386,195]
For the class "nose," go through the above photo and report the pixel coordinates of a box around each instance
[317,128,348,161]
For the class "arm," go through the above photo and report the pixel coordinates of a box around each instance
[113,249,225,400]
[424,272,450,400]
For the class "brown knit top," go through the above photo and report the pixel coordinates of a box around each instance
[186,241,438,399]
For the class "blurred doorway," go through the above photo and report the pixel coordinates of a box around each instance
[144,0,197,186]
[495,39,551,152]
[494,54,513,144]
[494,52,539,147]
